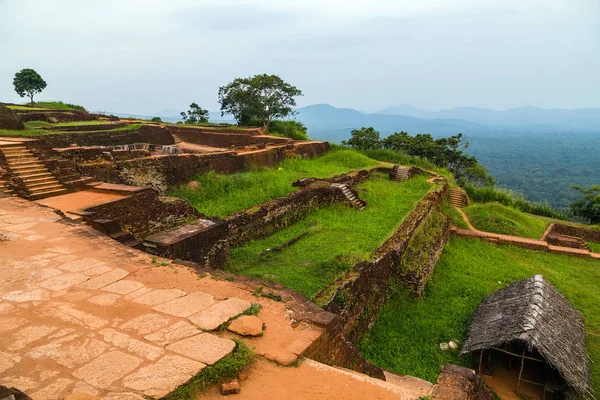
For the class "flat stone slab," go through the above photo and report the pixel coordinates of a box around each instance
[39,304,109,330]
[119,313,173,336]
[88,293,121,306]
[144,321,200,346]
[188,298,251,330]
[2,288,50,302]
[39,273,90,291]
[73,350,142,389]
[99,329,164,360]
[30,377,74,400]
[122,355,205,397]
[78,268,129,290]
[101,280,145,295]
[153,292,214,318]
[8,325,58,351]
[28,336,108,369]
[60,258,106,273]
[0,351,21,374]
[228,315,263,337]
[132,289,187,306]
[167,333,235,365]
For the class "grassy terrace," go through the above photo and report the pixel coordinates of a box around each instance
[173,150,380,217]
[229,174,432,298]
[463,202,549,238]
[360,237,600,392]
[0,123,142,137]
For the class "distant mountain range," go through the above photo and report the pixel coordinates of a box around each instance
[295,104,600,143]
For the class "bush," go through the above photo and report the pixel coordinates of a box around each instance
[33,101,87,112]
[268,120,309,140]
[150,117,162,123]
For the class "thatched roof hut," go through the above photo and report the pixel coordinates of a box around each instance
[462,275,591,397]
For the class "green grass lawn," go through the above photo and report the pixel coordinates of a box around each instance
[442,202,470,229]
[7,101,86,112]
[0,123,141,138]
[463,202,549,238]
[588,242,600,253]
[360,237,600,392]
[227,174,432,299]
[173,150,380,217]
[6,105,46,111]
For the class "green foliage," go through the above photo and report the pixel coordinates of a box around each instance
[268,120,309,140]
[464,184,569,220]
[464,203,549,239]
[342,127,382,150]
[172,150,378,217]
[218,74,302,129]
[360,237,600,392]
[151,116,162,123]
[180,103,209,124]
[13,68,47,103]
[227,175,432,298]
[0,123,141,138]
[161,340,254,399]
[23,121,51,128]
[360,148,453,180]
[588,242,600,253]
[33,101,87,112]
[441,202,470,230]
[570,185,600,224]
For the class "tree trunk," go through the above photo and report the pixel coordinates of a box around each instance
[28,93,34,104]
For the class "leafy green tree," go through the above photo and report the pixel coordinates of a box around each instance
[218,74,302,130]
[342,127,382,150]
[150,117,162,123]
[268,120,309,140]
[570,185,600,224]
[13,68,47,103]
[180,103,209,124]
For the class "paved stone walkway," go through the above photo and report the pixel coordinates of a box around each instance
[0,197,323,399]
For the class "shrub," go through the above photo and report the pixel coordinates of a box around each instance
[151,116,162,123]
[268,120,309,140]
[33,101,87,112]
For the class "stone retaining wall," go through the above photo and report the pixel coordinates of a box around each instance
[166,125,291,148]
[547,223,600,243]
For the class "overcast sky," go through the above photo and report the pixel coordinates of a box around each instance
[1,0,599,115]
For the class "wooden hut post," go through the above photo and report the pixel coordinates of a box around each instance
[478,350,484,375]
[516,346,526,394]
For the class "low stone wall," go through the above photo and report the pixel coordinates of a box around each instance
[167,125,291,148]
[546,233,590,250]
[227,187,341,246]
[306,183,451,375]
[16,109,99,123]
[547,223,600,243]
[432,364,493,400]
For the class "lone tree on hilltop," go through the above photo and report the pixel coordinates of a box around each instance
[342,127,382,150]
[570,185,600,224]
[13,68,47,103]
[180,103,209,124]
[218,74,302,131]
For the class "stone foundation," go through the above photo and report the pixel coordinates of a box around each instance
[546,233,591,250]
[545,223,600,243]
[432,364,493,400]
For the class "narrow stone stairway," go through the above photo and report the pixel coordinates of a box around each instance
[0,143,68,200]
[448,188,468,208]
[331,183,367,210]
[390,165,411,182]
[0,179,14,195]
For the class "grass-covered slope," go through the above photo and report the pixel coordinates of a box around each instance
[228,174,432,298]
[0,123,142,138]
[463,202,549,238]
[173,150,379,217]
[360,237,600,392]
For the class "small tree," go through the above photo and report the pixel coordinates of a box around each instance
[13,68,47,103]
[180,103,209,124]
[570,185,600,224]
[342,127,382,150]
[218,74,302,131]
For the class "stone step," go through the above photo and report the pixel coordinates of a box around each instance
[29,188,69,200]
[21,172,55,181]
[4,152,35,158]
[7,160,43,167]
[12,168,49,175]
[27,181,62,191]
[0,146,27,152]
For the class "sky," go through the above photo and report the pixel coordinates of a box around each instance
[1,0,599,116]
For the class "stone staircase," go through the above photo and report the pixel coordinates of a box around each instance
[331,183,366,210]
[448,188,468,208]
[390,165,411,182]
[0,143,68,200]
[0,179,14,196]
[89,218,143,249]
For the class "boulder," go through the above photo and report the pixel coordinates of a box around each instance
[0,105,25,130]
[228,315,263,336]
[221,380,241,395]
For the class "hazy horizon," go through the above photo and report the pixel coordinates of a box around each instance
[1,0,599,115]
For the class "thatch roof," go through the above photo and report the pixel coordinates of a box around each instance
[462,275,591,397]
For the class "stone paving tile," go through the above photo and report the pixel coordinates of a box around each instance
[0,375,39,391]
[101,280,145,295]
[0,351,21,374]
[59,258,107,273]
[123,287,153,300]
[78,268,129,290]
[28,335,108,369]
[70,381,101,396]
[99,328,164,360]
[0,303,16,314]
[82,265,113,276]
[144,321,200,346]
[132,288,187,306]
[38,273,90,291]
[0,317,29,334]
[122,355,205,397]
[152,292,214,318]
[119,313,173,336]
[30,377,74,400]
[102,393,146,400]
[88,293,121,306]
[7,325,58,350]
[166,332,235,365]
[73,350,143,389]
[39,304,109,330]
[32,268,64,282]
[188,297,251,331]
[2,288,51,302]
